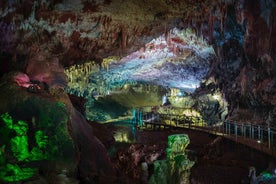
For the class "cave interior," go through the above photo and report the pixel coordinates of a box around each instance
[0,0,276,183]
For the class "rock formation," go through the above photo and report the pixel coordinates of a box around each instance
[0,0,275,183]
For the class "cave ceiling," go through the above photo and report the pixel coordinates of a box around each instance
[87,28,214,93]
[0,0,222,92]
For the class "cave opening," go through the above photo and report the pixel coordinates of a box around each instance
[65,27,217,124]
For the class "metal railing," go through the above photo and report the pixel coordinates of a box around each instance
[223,121,276,156]
[132,108,276,157]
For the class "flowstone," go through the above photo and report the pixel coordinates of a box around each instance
[149,134,194,184]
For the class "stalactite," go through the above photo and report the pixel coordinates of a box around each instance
[166,29,171,46]
[220,2,226,33]
[209,8,214,43]
[240,66,247,96]
[269,14,274,55]
[121,25,127,52]
[101,56,120,71]
[65,61,100,96]
[165,21,168,41]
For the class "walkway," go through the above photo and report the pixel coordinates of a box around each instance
[132,110,276,158]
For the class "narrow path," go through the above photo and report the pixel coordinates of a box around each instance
[135,111,276,158]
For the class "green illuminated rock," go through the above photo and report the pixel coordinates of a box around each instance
[0,163,37,183]
[0,74,114,183]
[167,134,190,159]
[149,134,194,184]
[0,96,74,183]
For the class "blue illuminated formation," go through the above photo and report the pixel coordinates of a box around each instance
[66,28,215,98]
[90,28,214,93]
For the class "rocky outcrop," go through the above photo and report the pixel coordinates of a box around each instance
[0,73,116,183]
[205,0,276,125]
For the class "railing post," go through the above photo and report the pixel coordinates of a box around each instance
[272,131,274,149]
[244,125,246,138]
[140,110,143,126]
[138,110,140,125]
[252,125,254,140]
[218,121,221,133]
[132,108,136,125]
[139,110,140,124]
[228,122,231,135]
[249,124,252,139]
[241,124,244,137]
[170,114,172,126]
[258,126,261,141]
[158,114,160,124]
[268,128,271,149]
[271,131,274,155]
[224,121,226,135]
[235,123,238,142]
[226,122,229,135]
[261,128,263,143]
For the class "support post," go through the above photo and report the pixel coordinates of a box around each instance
[268,128,271,149]
[249,124,252,139]
[228,122,230,135]
[170,114,172,126]
[235,123,238,142]
[226,122,228,135]
[252,126,254,140]
[244,125,247,138]
[132,108,136,125]
[258,126,260,141]
[241,124,244,137]
[225,122,228,134]
[140,110,143,126]
[261,128,263,143]
[222,121,225,135]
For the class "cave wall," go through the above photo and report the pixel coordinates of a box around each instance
[206,0,276,125]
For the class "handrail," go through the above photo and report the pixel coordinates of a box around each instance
[132,108,276,157]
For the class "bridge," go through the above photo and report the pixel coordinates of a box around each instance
[131,108,276,158]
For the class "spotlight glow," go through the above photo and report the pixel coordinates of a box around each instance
[66,28,215,97]
[94,28,214,92]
